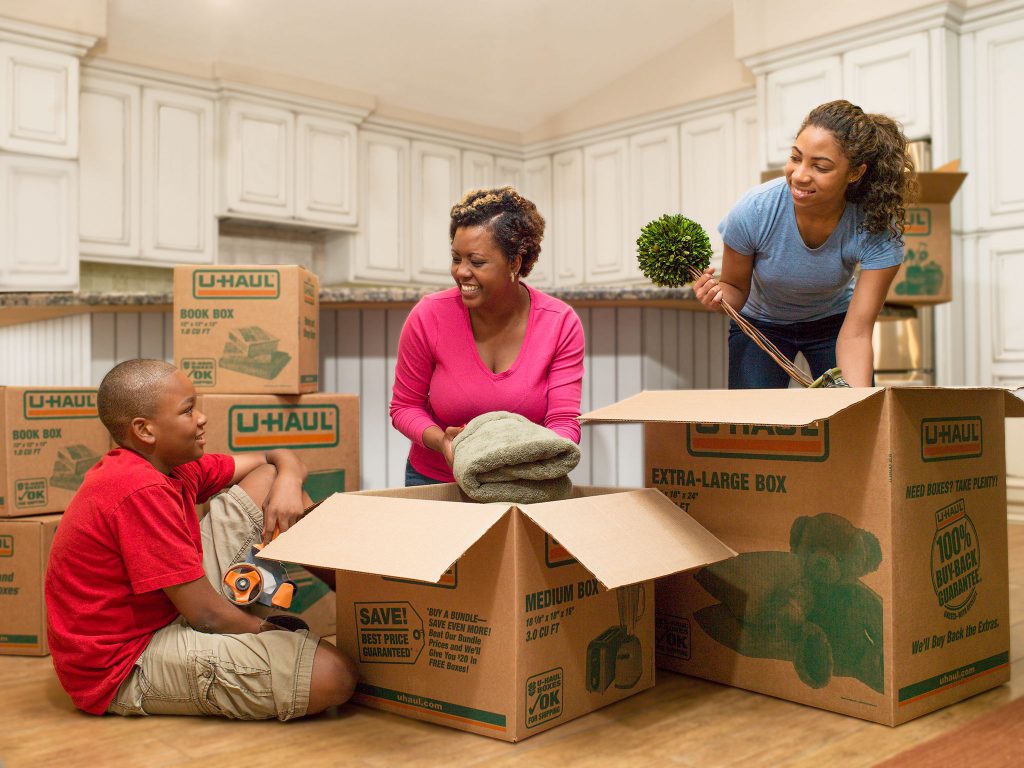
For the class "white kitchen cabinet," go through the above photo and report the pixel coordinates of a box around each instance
[346,130,411,283]
[461,150,494,195]
[630,126,680,281]
[0,155,78,290]
[141,87,216,264]
[734,104,761,196]
[0,43,78,159]
[552,149,585,286]
[411,140,461,284]
[978,229,1024,386]
[583,138,632,283]
[843,33,931,141]
[221,99,294,218]
[296,114,357,226]
[680,113,735,260]
[495,156,525,190]
[78,75,141,259]
[763,56,842,166]
[522,155,553,286]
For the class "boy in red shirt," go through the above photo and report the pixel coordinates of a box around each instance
[45,359,357,719]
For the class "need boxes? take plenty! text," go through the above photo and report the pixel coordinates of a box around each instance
[1,388,108,517]
[174,265,320,394]
[0,514,60,655]
[583,387,1024,726]
[260,484,735,742]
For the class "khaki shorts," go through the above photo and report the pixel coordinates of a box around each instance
[107,485,319,720]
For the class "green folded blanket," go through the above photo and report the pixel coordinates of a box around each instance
[451,411,581,503]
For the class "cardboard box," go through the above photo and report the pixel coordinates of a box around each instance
[260,483,735,741]
[582,387,1024,725]
[887,162,967,305]
[0,514,60,655]
[197,393,360,499]
[174,265,320,394]
[0,388,108,517]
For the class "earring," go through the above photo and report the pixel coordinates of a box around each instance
[510,271,517,281]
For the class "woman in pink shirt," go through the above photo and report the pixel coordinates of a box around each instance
[390,187,585,485]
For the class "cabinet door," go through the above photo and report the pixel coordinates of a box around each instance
[973,18,1024,230]
[495,156,525,190]
[353,131,410,282]
[584,138,631,283]
[296,114,357,226]
[0,155,78,290]
[734,104,760,197]
[680,114,735,263]
[0,43,78,159]
[630,126,680,281]
[461,150,494,195]
[843,33,930,140]
[552,149,584,287]
[979,229,1024,386]
[764,57,841,166]
[141,88,216,263]
[222,99,294,218]
[522,156,553,286]
[411,141,461,285]
[79,75,141,259]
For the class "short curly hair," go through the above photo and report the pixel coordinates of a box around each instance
[449,187,545,278]
[800,100,918,244]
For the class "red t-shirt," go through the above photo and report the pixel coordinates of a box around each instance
[45,448,234,715]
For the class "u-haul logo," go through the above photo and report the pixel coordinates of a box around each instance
[0,535,13,557]
[905,207,932,236]
[545,535,577,567]
[192,269,280,299]
[303,279,316,305]
[686,422,829,462]
[23,390,98,420]
[228,405,339,451]
[922,417,982,462]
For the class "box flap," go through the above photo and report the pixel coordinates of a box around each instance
[1006,389,1024,418]
[518,489,736,589]
[580,388,884,427]
[259,494,508,583]
[915,170,967,203]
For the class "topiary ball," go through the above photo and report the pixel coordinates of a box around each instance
[636,214,713,287]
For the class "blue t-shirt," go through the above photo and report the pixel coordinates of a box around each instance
[717,177,903,323]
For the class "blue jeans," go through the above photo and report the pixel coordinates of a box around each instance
[405,458,443,487]
[728,312,846,389]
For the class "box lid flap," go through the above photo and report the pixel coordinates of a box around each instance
[1006,389,1024,417]
[915,170,967,203]
[258,494,508,583]
[518,489,736,589]
[580,388,884,427]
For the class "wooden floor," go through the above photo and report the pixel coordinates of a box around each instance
[4,525,1024,768]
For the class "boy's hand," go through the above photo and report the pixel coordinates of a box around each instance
[261,472,305,544]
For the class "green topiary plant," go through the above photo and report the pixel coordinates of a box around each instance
[636,214,713,287]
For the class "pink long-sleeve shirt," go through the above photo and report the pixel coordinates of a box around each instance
[390,284,585,482]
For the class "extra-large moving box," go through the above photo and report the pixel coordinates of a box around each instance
[1,388,108,517]
[582,387,1024,725]
[0,514,60,655]
[261,483,735,741]
[174,265,320,394]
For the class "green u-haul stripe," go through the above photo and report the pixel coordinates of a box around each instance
[355,683,506,730]
[0,634,39,646]
[898,651,1009,705]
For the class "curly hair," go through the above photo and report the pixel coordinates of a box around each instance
[800,100,918,243]
[449,187,545,278]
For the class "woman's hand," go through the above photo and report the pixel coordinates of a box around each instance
[442,425,465,467]
[693,267,725,310]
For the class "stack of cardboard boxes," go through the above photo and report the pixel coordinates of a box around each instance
[0,388,109,655]
[173,265,361,637]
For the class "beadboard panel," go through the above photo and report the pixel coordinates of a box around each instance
[3,306,728,489]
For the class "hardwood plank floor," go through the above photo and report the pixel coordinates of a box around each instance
[3,525,1023,768]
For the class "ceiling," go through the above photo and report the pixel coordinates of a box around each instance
[101,0,734,134]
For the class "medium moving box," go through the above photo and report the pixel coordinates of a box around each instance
[0,388,108,517]
[197,394,360,499]
[582,387,1024,725]
[0,514,60,655]
[887,161,967,305]
[260,483,735,741]
[173,265,320,394]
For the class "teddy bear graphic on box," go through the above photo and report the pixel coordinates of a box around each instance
[693,513,884,693]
